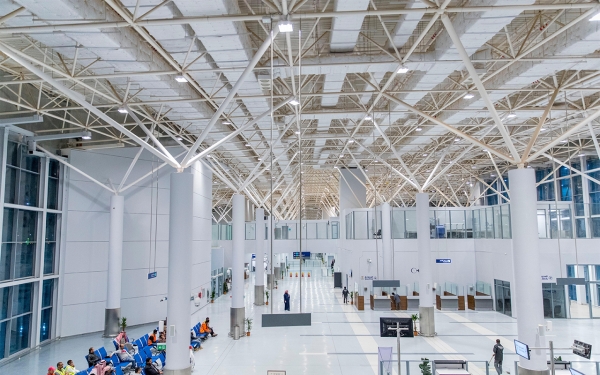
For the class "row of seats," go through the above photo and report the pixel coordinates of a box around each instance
[78,333,164,375]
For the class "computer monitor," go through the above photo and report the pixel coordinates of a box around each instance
[570,368,585,375]
[379,317,413,338]
[514,340,530,360]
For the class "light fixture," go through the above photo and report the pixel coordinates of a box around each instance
[81,131,92,140]
[294,131,300,135]
[579,153,586,157]
[455,138,460,142]
[482,149,488,152]
[397,65,409,74]
[339,154,344,158]
[117,106,128,114]
[278,19,293,32]
[560,140,568,143]
[257,158,262,161]
[245,143,250,146]
[540,128,546,132]
[507,111,517,118]
[423,153,427,156]
[175,75,188,83]
[416,127,422,132]
[590,12,600,21]
[364,115,372,121]
[222,121,232,125]
[289,99,300,106]
[176,136,183,141]
[491,174,496,177]
[348,140,354,143]
[464,93,474,99]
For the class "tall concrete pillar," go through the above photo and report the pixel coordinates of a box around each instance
[231,194,246,335]
[381,202,392,279]
[104,195,124,337]
[165,172,193,375]
[254,208,265,305]
[509,168,549,375]
[417,193,435,337]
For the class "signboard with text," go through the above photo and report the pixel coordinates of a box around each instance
[148,272,157,279]
[436,259,451,264]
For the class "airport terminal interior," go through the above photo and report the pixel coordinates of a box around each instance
[2,0,600,374]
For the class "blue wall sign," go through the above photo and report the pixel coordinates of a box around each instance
[148,271,158,279]
[436,259,452,264]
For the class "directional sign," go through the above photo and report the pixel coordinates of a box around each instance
[573,340,592,359]
[436,259,451,264]
[148,272,157,279]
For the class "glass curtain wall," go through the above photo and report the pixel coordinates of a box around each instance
[0,138,62,361]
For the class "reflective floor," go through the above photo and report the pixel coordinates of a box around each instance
[4,267,600,375]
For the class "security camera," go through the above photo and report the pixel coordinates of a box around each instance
[27,139,36,154]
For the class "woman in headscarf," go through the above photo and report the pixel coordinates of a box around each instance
[283,290,290,311]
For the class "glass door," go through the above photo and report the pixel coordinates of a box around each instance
[494,279,512,316]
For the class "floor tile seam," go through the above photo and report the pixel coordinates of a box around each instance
[442,312,516,353]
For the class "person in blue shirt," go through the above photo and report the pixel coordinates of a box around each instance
[284,290,290,311]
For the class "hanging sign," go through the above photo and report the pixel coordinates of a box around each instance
[436,259,451,264]
[148,272,158,279]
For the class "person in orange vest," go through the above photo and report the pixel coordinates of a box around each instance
[200,317,218,337]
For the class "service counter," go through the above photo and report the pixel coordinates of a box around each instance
[436,294,459,311]
[467,295,493,310]
[407,295,419,310]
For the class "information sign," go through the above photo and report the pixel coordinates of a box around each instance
[148,272,157,279]
[436,259,451,264]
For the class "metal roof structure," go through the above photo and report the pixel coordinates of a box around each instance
[0,0,600,219]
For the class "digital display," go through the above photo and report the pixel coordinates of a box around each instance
[379,317,414,338]
[514,340,530,360]
[573,340,592,359]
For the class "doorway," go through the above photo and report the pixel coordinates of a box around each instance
[494,279,512,316]
[542,283,566,318]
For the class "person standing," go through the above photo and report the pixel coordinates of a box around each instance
[283,290,290,311]
[342,287,349,304]
[394,292,401,310]
[492,339,504,375]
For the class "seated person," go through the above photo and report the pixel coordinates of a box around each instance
[55,362,66,375]
[87,347,101,367]
[134,369,142,374]
[47,367,55,375]
[190,330,203,350]
[114,343,135,365]
[115,331,129,344]
[144,358,162,375]
[148,329,158,346]
[65,360,79,375]
[200,317,218,337]
[157,331,166,343]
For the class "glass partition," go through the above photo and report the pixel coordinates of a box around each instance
[331,221,339,239]
[245,223,255,240]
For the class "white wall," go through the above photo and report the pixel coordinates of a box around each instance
[60,147,212,337]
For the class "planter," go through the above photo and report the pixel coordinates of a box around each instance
[266,301,269,305]
[246,332,250,336]
[351,301,354,305]
[211,300,214,303]
[414,331,419,336]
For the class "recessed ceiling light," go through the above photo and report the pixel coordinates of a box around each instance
[416,127,422,132]
[278,20,293,32]
[397,65,409,74]
[117,106,128,114]
[175,75,188,83]
[289,99,300,106]
[464,93,474,99]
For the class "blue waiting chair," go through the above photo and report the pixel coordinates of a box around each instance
[112,339,120,350]
[97,347,108,359]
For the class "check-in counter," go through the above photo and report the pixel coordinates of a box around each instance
[371,295,392,311]
[407,295,419,310]
[467,294,493,310]
[369,279,401,311]
[436,294,459,311]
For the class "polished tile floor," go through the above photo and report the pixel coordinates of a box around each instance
[4,268,600,375]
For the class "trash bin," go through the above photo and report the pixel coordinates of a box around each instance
[234,325,240,340]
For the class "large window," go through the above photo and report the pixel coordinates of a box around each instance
[0,139,63,361]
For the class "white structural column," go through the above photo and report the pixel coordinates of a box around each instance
[416,193,435,336]
[508,168,549,375]
[104,194,124,337]
[231,194,246,335]
[165,172,193,375]
[254,208,265,305]
[381,202,393,279]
